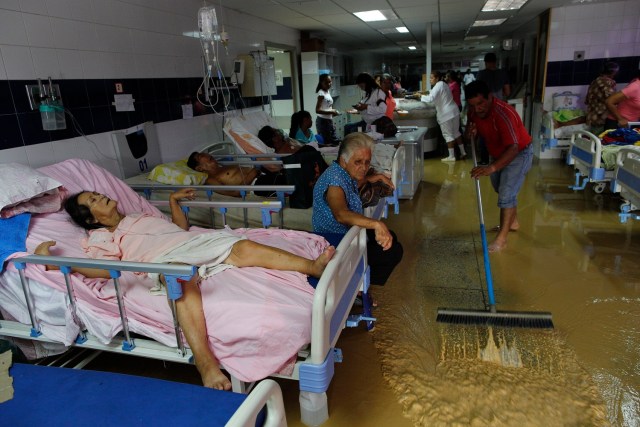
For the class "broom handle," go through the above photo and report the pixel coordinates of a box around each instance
[470,137,497,311]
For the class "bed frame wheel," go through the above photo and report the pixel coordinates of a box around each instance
[592,182,606,194]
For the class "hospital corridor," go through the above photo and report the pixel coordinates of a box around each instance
[2,0,640,425]
[82,155,640,426]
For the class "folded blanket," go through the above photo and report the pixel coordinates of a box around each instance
[0,213,31,272]
[601,128,640,145]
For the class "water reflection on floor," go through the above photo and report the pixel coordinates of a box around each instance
[369,157,639,426]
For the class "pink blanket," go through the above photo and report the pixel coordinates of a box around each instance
[5,159,328,382]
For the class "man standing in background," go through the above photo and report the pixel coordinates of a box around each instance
[477,52,511,100]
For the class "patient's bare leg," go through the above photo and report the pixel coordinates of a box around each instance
[224,240,335,278]
[175,276,231,390]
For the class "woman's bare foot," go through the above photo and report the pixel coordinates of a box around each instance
[310,246,336,278]
[488,239,507,253]
[197,360,231,390]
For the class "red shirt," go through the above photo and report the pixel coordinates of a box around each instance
[469,98,531,158]
[448,81,461,108]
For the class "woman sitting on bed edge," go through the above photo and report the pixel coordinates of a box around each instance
[34,188,335,391]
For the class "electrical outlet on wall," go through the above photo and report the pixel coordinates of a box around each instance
[574,51,585,61]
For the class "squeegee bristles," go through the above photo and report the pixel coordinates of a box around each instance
[436,308,554,329]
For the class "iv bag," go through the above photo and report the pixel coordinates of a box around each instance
[198,6,218,41]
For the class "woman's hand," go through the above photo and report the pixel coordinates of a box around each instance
[355,103,367,111]
[35,240,56,256]
[34,241,60,271]
[366,173,394,189]
[374,221,393,251]
[170,188,197,202]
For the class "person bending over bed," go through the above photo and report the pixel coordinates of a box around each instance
[35,188,335,391]
[312,133,403,286]
[187,152,286,197]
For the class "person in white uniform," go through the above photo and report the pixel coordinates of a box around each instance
[421,71,467,162]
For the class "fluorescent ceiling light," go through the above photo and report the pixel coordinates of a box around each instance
[396,26,409,33]
[482,0,528,11]
[472,18,507,26]
[408,46,417,50]
[354,10,387,22]
[464,35,488,40]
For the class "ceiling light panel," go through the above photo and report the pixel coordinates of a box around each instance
[354,10,387,21]
[396,26,409,33]
[482,0,528,11]
[472,18,508,26]
[353,9,397,22]
[408,46,417,50]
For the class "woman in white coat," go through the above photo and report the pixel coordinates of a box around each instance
[421,71,466,161]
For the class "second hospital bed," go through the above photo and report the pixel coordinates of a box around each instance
[0,158,378,425]
[611,146,640,223]
[2,363,287,427]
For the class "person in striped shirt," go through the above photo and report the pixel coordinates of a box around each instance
[465,80,533,253]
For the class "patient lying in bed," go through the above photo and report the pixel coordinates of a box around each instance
[35,187,335,391]
[187,152,287,197]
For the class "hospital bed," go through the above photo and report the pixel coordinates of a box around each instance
[540,110,589,153]
[127,139,403,230]
[3,363,287,427]
[540,91,588,153]
[0,158,377,425]
[220,109,404,207]
[611,146,640,223]
[566,130,612,194]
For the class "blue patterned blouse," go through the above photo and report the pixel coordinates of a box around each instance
[312,161,362,234]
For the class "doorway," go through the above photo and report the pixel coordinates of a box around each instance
[265,42,300,131]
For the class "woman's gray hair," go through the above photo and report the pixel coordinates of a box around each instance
[338,132,374,162]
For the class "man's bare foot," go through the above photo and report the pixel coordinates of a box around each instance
[311,246,336,278]
[490,223,519,232]
[488,240,507,253]
[197,361,231,390]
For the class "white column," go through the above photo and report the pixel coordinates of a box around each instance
[425,22,432,91]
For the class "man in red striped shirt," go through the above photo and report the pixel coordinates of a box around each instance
[465,80,533,252]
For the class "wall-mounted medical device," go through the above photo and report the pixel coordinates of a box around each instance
[230,59,245,85]
[235,53,276,97]
[25,77,67,131]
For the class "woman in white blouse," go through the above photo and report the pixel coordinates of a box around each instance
[352,73,388,131]
[421,71,466,162]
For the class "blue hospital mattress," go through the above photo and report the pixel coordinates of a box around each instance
[1,363,264,426]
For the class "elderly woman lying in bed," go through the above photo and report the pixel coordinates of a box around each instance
[35,188,335,391]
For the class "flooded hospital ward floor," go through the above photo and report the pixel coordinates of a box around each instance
[87,156,639,426]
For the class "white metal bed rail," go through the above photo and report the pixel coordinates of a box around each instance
[8,255,196,357]
[132,184,292,228]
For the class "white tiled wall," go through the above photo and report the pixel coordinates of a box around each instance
[0,1,300,174]
[0,0,300,80]
[547,0,640,62]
